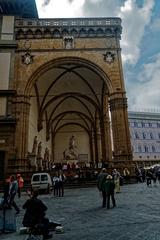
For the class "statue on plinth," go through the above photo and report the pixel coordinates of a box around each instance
[37,142,42,158]
[37,142,43,170]
[63,135,78,160]
[44,147,49,161]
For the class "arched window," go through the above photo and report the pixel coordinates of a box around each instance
[149,122,152,127]
[141,122,145,127]
[150,132,154,139]
[134,122,138,127]
[142,132,146,139]
[157,122,160,128]
[144,145,148,152]
[135,132,139,139]
[152,145,156,152]
[138,145,142,152]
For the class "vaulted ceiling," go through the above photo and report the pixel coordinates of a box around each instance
[30,60,109,138]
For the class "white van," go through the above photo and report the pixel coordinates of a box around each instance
[31,172,52,193]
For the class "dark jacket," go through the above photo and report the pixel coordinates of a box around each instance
[103,179,115,194]
[23,197,47,227]
[97,173,108,191]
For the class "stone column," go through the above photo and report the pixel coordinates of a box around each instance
[95,113,102,167]
[109,93,132,163]
[12,95,31,171]
[103,95,112,162]
[89,132,94,167]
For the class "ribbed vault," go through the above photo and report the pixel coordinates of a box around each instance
[28,58,111,163]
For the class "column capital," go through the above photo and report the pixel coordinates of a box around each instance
[109,97,128,111]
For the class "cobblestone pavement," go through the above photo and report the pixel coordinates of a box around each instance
[1,183,160,240]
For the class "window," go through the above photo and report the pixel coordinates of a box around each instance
[144,145,148,152]
[150,132,154,139]
[138,145,142,152]
[141,122,145,127]
[149,122,152,127]
[33,175,40,182]
[142,132,146,139]
[158,133,160,139]
[152,146,155,152]
[157,122,160,128]
[135,132,139,139]
[41,174,48,181]
[134,122,138,127]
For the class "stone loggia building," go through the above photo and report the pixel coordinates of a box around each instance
[0,0,132,179]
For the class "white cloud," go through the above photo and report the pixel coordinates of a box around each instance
[127,53,160,109]
[36,0,85,18]
[35,0,158,109]
[119,0,155,65]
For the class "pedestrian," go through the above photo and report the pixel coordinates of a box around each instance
[97,168,108,207]
[112,169,121,193]
[97,168,108,192]
[102,175,116,209]
[123,167,130,183]
[52,172,59,196]
[23,189,52,239]
[3,177,11,208]
[146,169,152,186]
[58,170,66,197]
[16,173,24,198]
[8,175,20,214]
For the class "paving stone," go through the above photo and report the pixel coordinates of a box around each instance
[1,183,160,239]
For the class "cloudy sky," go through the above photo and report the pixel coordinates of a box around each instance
[35,0,160,112]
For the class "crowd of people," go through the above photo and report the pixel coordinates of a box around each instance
[135,165,160,186]
[97,168,122,209]
[52,170,66,197]
[2,174,24,214]
[2,164,160,238]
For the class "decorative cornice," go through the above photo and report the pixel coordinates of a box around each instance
[15,17,122,40]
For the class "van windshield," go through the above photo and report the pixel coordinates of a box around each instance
[32,175,40,181]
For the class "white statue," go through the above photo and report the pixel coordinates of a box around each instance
[32,136,38,154]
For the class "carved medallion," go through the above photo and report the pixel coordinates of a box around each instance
[22,52,34,65]
[63,36,74,49]
[103,51,115,63]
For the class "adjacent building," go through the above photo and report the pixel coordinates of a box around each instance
[128,111,160,166]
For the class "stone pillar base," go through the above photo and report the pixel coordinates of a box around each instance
[27,153,37,170]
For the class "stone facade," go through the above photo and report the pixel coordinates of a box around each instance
[0,14,133,177]
[129,111,160,166]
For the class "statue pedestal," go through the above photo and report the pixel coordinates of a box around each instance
[42,160,48,171]
[27,153,37,170]
[37,157,43,171]
[67,159,78,164]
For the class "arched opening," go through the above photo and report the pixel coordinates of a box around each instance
[26,57,113,170]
